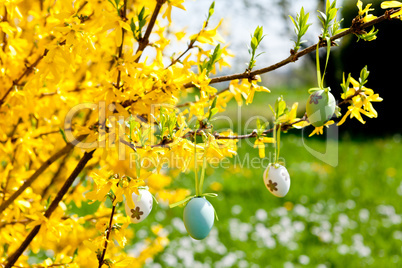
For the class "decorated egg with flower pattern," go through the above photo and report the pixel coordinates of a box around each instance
[183,197,215,240]
[306,89,336,127]
[263,164,290,198]
[125,189,153,224]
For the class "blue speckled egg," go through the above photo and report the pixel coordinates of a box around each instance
[183,197,214,240]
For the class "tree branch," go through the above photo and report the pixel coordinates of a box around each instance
[0,135,87,215]
[135,0,165,63]
[97,202,116,268]
[183,8,399,88]
[114,0,128,89]
[4,150,95,268]
[0,49,49,107]
[0,143,72,214]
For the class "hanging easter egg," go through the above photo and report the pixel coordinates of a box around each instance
[183,197,215,240]
[306,89,336,127]
[125,189,153,224]
[263,164,290,198]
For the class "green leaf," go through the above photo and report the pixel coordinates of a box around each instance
[208,1,215,20]
[201,44,222,74]
[289,7,311,52]
[59,127,68,144]
[335,105,342,117]
[254,26,263,42]
[269,104,275,116]
[130,18,137,36]
[138,6,146,22]
[359,65,370,86]
[275,96,286,118]
[209,107,219,120]
[72,248,79,261]
[250,36,258,51]
[289,15,297,29]
[340,73,351,94]
[357,27,378,42]
[107,0,116,9]
[248,26,265,70]
[256,118,261,129]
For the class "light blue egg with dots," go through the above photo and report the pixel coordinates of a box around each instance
[183,197,215,240]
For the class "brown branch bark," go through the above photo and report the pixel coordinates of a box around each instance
[97,202,117,268]
[40,153,70,199]
[134,0,165,63]
[0,142,73,214]
[183,8,399,89]
[0,135,87,215]
[0,49,49,107]
[114,0,128,89]
[4,150,95,268]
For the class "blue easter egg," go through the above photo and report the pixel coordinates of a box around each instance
[183,197,215,240]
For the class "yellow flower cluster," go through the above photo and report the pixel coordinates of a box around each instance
[0,0,247,266]
[338,77,382,126]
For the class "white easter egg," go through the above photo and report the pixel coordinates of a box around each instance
[263,164,290,197]
[125,189,153,223]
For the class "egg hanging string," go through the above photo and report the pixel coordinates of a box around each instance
[274,123,281,164]
[198,132,210,196]
[193,132,200,196]
[169,132,218,217]
[315,36,331,91]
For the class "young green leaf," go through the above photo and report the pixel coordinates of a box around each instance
[59,127,68,144]
[207,1,215,21]
[289,7,311,52]
[247,26,265,70]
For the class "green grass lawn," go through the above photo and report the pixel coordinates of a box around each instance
[135,134,402,267]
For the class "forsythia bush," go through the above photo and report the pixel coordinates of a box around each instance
[0,0,400,267]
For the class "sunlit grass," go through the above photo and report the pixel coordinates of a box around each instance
[143,135,402,267]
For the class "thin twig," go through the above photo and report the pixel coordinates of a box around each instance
[40,153,70,199]
[114,0,128,89]
[4,150,95,268]
[98,203,117,268]
[167,29,202,69]
[134,0,166,63]
[0,49,49,107]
